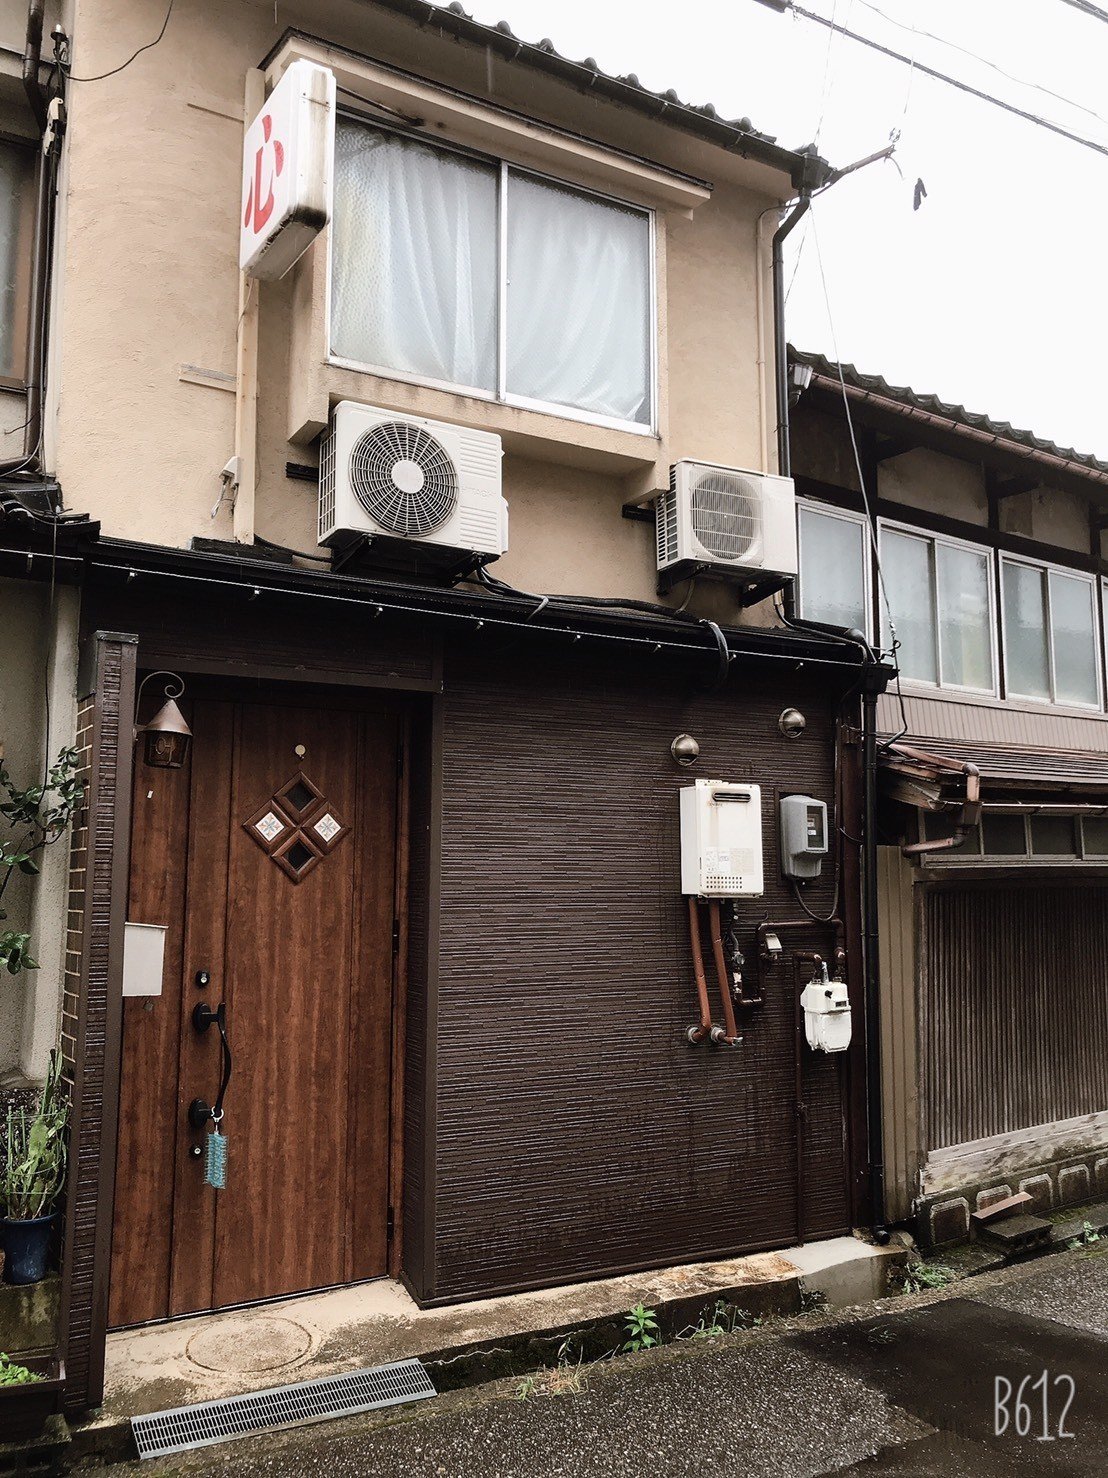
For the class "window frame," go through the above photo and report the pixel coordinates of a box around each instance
[877,518,999,697]
[999,554,1103,711]
[0,131,36,391]
[796,498,874,642]
[325,111,659,437]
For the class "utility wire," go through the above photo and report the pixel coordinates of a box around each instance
[786,3,1108,161]
[854,0,1108,134]
[1057,0,1108,22]
[63,0,174,82]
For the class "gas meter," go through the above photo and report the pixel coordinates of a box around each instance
[800,964,852,1053]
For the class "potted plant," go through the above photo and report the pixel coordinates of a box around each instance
[0,1353,66,1442]
[1,1052,66,1286]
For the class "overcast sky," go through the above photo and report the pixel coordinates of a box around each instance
[461,0,1108,459]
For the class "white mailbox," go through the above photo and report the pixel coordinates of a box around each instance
[680,779,764,898]
[800,966,852,1053]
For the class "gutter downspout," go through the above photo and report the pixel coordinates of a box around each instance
[862,670,887,1238]
[772,192,809,622]
[2,2,52,476]
[772,194,810,481]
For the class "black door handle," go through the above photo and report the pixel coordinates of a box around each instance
[191,1000,232,1127]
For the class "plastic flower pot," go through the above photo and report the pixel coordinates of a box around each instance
[0,1213,56,1285]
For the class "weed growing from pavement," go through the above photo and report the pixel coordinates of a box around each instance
[1067,1220,1101,1250]
[514,1340,588,1400]
[622,1303,661,1352]
[901,1261,957,1294]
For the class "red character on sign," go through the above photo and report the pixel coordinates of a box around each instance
[244,114,285,235]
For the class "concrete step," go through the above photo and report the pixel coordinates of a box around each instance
[977,1213,1053,1254]
[71,1234,904,1464]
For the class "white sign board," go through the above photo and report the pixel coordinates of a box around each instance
[240,59,336,281]
[122,922,167,998]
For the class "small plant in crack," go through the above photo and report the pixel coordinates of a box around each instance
[1067,1220,1101,1250]
[901,1262,956,1294]
[623,1302,660,1352]
[514,1340,588,1400]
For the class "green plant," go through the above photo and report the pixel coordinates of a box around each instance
[1067,1220,1101,1250]
[1,1051,67,1221]
[0,746,84,977]
[0,1353,42,1386]
[901,1261,956,1294]
[622,1302,660,1353]
[514,1374,537,1401]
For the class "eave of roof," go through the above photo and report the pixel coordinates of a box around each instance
[0,532,879,680]
[792,346,1108,492]
[357,0,831,191]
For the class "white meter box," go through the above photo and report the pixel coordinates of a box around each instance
[680,779,764,897]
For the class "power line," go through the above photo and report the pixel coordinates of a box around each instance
[1057,0,1108,22]
[781,3,1108,161]
[854,0,1108,134]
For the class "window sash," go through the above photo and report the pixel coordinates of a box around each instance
[328,115,656,435]
[796,502,872,639]
[0,139,35,385]
[878,521,997,695]
[1001,557,1102,709]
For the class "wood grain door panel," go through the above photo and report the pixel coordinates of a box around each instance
[110,694,398,1326]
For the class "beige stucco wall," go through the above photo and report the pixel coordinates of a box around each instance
[0,579,79,1084]
[50,0,790,617]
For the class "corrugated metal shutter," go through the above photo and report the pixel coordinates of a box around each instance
[926,885,1108,1149]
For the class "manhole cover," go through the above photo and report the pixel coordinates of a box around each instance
[187,1315,313,1374]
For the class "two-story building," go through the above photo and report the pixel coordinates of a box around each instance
[0,0,890,1412]
[791,346,1108,1248]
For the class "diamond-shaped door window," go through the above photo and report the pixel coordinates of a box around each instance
[276,772,323,821]
[243,771,349,883]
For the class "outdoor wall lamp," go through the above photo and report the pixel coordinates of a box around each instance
[134,672,192,769]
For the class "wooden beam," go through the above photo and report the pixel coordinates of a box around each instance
[872,434,917,462]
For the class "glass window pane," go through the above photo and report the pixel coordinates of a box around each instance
[981,813,1027,855]
[882,530,937,683]
[923,814,981,854]
[1082,817,1108,856]
[1049,571,1099,706]
[799,507,868,631]
[937,544,993,691]
[330,123,498,391]
[0,142,34,382]
[1002,562,1049,700]
[1030,815,1076,855]
[506,171,651,424]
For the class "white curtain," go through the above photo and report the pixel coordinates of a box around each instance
[331,122,498,391]
[0,145,31,382]
[505,171,651,425]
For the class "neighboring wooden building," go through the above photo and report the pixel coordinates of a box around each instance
[791,347,1108,1244]
[1,1,886,1412]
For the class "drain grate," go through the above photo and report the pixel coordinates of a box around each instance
[131,1357,436,1459]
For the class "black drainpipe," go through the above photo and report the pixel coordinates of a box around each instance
[862,670,888,1238]
[2,0,54,477]
[771,193,810,483]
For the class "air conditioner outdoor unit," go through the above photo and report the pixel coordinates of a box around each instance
[655,460,797,580]
[319,401,507,561]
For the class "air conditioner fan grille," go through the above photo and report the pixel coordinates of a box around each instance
[349,422,458,537]
[689,471,761,561]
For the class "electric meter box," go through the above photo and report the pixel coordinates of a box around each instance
[680,779,764,898]
[780,794,828,879]
[800,973,852,1053]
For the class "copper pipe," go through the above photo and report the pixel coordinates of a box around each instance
[685,897,714,1044]
[708,900,742,1046]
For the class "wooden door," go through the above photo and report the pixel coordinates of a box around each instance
[109,694,400,1326]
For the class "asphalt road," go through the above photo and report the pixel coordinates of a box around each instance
[95,1245,1108,1477]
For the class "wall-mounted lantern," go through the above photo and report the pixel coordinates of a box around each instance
[134,672,192,770]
